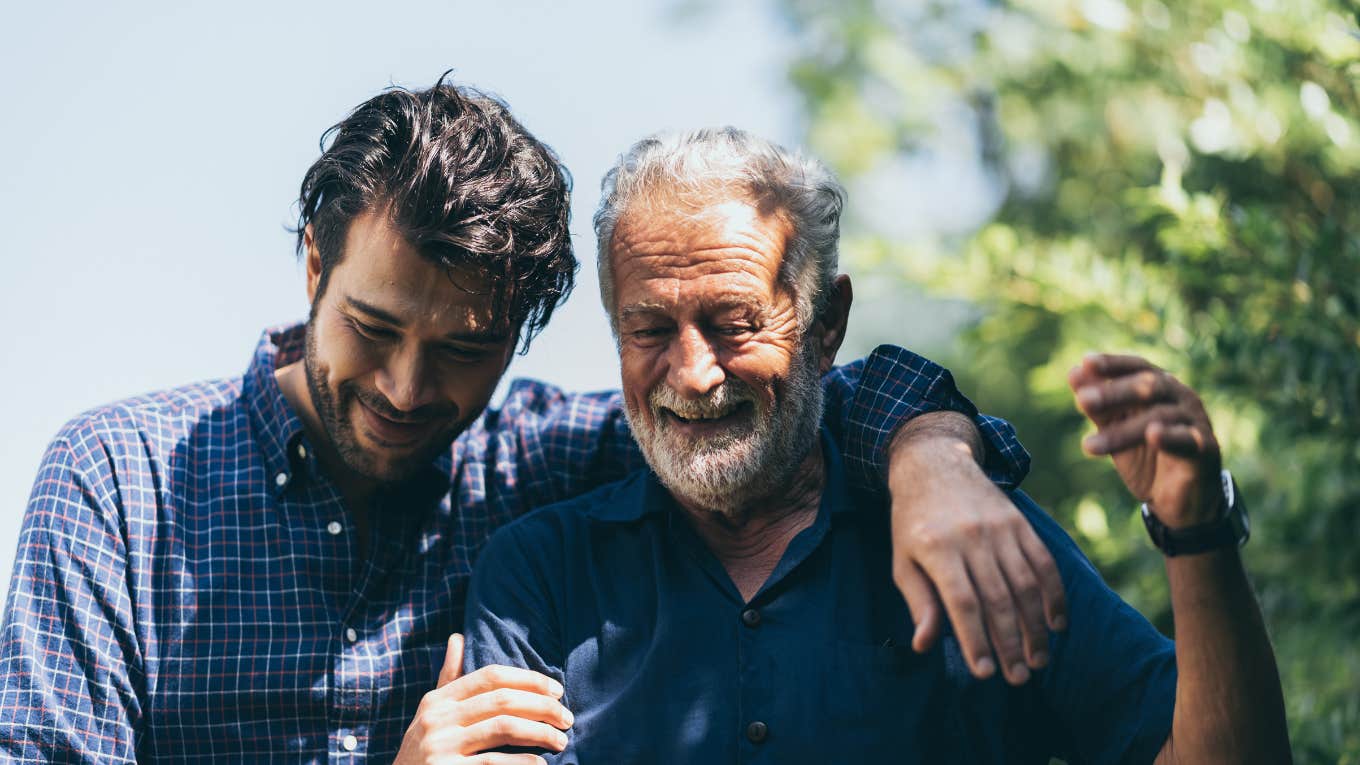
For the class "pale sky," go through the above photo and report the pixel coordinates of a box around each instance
[0,0,806,594]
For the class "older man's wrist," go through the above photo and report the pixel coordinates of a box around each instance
[886,411,988,492]
[889,411,986,465]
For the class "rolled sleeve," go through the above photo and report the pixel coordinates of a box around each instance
[828,344,1030,493]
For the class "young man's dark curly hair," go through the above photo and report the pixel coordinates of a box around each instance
[294,72,575,351]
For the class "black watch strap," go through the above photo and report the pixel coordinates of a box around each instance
[1141,470,1249,557]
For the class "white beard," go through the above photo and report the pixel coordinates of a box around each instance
[625,340,824,516]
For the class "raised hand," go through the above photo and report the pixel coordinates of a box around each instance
[1068,353,1223,527]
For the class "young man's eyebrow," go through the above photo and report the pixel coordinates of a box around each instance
[345,297,405,326]
[347,296,511,345]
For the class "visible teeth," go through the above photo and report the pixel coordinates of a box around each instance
[670,408,736,422]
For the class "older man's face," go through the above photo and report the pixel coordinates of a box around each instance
[609,195,826,512]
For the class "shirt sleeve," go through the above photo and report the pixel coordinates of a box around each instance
[462,516,564,681]
[1012,491,1176,764]
[481,346,1028,516]
[825,344,1031,494]
[0,429,144,763]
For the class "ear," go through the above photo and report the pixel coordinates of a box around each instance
[813,274,853,374]
[304,224,323,305]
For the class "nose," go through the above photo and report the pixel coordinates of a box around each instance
[665,325,725,397]
[374,345,437,414]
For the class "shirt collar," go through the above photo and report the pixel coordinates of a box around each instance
[242,323,310,494]
[585,427,850,522]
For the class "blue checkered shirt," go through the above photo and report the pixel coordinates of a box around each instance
[0,323,1026,763]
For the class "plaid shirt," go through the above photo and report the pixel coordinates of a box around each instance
[0,323,1026,764]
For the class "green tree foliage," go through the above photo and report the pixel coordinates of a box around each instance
[777,0,1360,759]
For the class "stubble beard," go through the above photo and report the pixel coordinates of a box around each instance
[302,321,458,486]
[626,339,825,517]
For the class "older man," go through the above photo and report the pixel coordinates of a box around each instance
[463,128,1290,763]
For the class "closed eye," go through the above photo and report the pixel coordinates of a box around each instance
[350,318,397,341]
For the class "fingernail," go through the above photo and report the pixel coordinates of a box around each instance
[563,709,574,726]
[1053,615,1068,631]
[1077,387,1100,407]
[975,657,995,677]
[1083,434,1106,453]
[1010,663,1031,684]
[549,680,565,697]
[556,731,569,749]
[1031,650,1049,668]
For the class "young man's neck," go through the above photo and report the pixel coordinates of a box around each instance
[675,446,826,602]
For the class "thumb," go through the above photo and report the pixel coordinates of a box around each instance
[895,562,944,653]
[438,633,465,688]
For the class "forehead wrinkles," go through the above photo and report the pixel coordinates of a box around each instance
[611,202,789,285]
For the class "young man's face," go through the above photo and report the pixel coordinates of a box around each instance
[302,210,517,483]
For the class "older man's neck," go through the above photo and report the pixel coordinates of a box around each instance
[676,448,826,602]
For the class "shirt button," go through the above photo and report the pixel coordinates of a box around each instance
[274,472,289,488]
[341,733,358,752]
[327,521,343,536]
[746,721,768,743]
[741,608,761,628]
[344,627,358,643]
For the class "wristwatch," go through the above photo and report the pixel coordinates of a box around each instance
[1141,469,1250,557]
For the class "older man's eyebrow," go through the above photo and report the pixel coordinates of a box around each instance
[618,301,671,321]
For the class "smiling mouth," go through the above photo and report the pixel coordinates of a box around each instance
[661,401,753,425]
[355,398,438,447]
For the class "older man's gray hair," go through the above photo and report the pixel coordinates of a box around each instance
[592,127,846,335]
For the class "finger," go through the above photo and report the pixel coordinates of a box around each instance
[1074,371,1177,420]
[455,687,574,730]
[1083,352,1159,378]
[459,715,570,754]
[1082,404,1192,455]
[1016,524,1068,633]
[448,665,565,703]
[439,633,464,688]
[966,553,1031,685]
[1146,421,1209,460]
[994,536,1050,670]
[929,557,996,679]
[466,755,548,765]
[893,560,944,653]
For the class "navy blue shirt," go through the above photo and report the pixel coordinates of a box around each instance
[465,434,1176,764]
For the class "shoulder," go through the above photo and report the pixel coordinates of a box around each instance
[482,471,650,553]
[476,378,622,428]
[45,377,246,472]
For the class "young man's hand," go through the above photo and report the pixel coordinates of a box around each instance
[887,412,1068,686]
[393,634,573,765]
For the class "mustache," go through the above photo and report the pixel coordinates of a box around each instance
[344,383,459,424]
[649,379,755,420]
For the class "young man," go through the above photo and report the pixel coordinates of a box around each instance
[0,82,1059,763]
